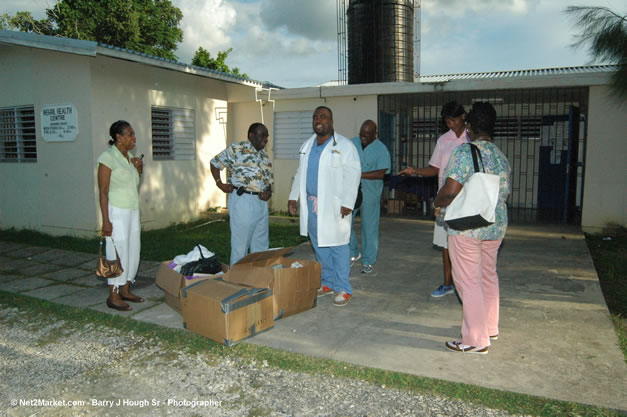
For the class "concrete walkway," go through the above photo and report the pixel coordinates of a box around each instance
[0,218,625,412]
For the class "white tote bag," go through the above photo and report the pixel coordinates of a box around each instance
[444,144,500,231]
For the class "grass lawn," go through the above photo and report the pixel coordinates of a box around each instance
[0,220,625,416]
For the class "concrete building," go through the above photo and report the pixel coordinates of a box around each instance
[270,69,626,233]
[0,30,277,236]
[1,30,625,236]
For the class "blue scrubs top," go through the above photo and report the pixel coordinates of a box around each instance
[350,137,391,198]
[306,138,331,197]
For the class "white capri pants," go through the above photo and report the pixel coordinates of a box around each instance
[105,205,141,289]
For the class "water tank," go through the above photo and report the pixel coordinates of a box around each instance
[347,0,416,84]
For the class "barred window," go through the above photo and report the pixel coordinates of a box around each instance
[151,106,196,160]
[0,106,37,162]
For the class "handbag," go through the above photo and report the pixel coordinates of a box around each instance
[96,237,124,279]
[180,245,223,276]
[444,144,500,231]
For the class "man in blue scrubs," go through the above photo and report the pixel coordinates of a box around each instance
[349,120,391,274]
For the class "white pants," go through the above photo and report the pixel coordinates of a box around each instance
[105,205,141,289]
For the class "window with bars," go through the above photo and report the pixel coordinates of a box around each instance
[151,106,196,160]
[0,106,37,162]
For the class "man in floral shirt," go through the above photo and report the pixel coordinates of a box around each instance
[211,123,274,265]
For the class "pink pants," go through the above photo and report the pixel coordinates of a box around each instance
[448,235,502,348]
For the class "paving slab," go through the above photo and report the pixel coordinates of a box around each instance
[132,303,184,329]
[89,300,158,316]
[50,251,99,267]
[71,275,108,288]
[23,284,85,301]
[0,274,21,283]
[42,268,93,282]
[4,245,52,258]
[0,258,34,272]
[55,287,113,308]
[0,241,27,253]
[28,248,75,263]
[0,277,56,293]
[18,262,64,276]
[132,281,165,300]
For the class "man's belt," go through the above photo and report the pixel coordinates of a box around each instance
[236,187,260,196]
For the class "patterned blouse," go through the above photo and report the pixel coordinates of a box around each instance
[444,140,511,240]
[211,141,274,193]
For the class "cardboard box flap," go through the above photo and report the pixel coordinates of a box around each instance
[223,267,274,288]
[234,247,293,266]
[181,279,272,314]
[155,261,180,294]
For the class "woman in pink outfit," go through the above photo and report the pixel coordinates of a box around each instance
[433,102,511,354]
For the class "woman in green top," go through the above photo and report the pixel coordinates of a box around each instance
[97,121,144,311]
[434,102,512,354]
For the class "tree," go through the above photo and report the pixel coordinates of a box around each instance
[192,46,248,79]
[6,0,183,61]
[565,6,627,100]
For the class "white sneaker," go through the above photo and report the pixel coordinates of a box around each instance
[333,291,351,306]
[361,264,373,274]
[350,253,361,267]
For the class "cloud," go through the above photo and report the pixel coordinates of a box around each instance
[259,0,337,42]
[173,0,237,62]
[422,0,539,17]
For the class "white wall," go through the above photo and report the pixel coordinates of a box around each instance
[0,45,96,236]
[271,95,378,211]
[581,86,627,232]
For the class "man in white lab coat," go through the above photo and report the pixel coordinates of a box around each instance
[288,106,361,306]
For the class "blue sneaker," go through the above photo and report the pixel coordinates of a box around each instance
[431,284,455,298]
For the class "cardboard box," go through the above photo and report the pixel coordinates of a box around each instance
[223,248,321,319]
[155,261,229,313]
[181,279,274,346]
[386,199,405,215]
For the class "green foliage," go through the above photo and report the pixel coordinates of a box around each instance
[2,11,55,34]
[6,0,184,61]
[192,46,249,78]
[565,6,627,100]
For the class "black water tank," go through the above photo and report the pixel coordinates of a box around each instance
[347,0,415,84]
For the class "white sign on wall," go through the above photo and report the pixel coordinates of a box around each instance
[41,103,79,142]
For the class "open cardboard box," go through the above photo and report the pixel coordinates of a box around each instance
[155,261,229,313]
[223,247,321,319]
[181,278,274,346]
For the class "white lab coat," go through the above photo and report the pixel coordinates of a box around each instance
[289,132,361,246]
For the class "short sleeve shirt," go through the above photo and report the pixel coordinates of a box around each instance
[351,137,391,198]
[97,146,140,209]
[429,129,469,190]
[210,141,274,193]
[444,141,511,240]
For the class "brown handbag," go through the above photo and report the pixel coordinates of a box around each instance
[96,238,124,279]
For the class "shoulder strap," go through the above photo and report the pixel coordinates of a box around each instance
[196,244,206,259]
[469,144,485,173]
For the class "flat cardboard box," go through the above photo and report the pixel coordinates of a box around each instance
[155,261,228,313]
[181,279,274,346]
[224,247,321,319]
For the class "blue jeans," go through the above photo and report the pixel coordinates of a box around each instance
[307,197,351,294]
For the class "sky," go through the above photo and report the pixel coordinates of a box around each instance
[3,0,624,88]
